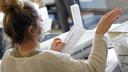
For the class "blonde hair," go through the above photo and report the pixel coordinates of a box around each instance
[0,0,40,48]
[0,0,24,13]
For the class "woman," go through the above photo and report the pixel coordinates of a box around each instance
[0,0,122,72]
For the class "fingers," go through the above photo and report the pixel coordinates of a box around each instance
[111,14,121,22]
[55,40,65,46]
[53,38,63,43]
[52,38,61,44]
[51,38,65,52]
[57,43,65,48]
[105,8,122,17]
[53,38,61,42]
[96,8,123,35]
[101,8,123,25]
[104,8,122,18]
[52,38,65,47]
[108,8,122,22]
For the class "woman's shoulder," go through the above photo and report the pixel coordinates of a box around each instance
[3,49,13,56]
[2,49,13,60]
[42,50,70,57]
[41,50,71,60]
[2,49,70,61]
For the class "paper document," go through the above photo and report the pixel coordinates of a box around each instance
[105,49,118,72]
[39,7,52,32]
[39,7,49,19]
[70,4,84,28]
[109,21,128,72]
[61,4,86,53]
[62,25,85,53]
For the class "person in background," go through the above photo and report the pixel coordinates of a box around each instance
[0,0,122,72]
[55,0,80,32]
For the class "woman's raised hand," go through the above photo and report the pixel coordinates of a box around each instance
[96,8,123,35]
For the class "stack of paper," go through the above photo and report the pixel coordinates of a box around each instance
[105,48,119,72]
[109,21,128,72]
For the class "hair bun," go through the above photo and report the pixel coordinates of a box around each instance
[0,0,24,13]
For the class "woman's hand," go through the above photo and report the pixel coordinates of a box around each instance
[96,8,123,35]
[51,38,65,52]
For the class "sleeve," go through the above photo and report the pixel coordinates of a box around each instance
[43,34,108,72]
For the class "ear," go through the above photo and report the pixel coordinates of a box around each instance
[28,26,34,36]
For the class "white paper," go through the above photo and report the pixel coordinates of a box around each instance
[40,30,94,55]
[41,19,52,32]
[39,7,49,20]
[105,49,118,72]
[70,4,85,28]
[61,25,85,53]
[39,7,52,32]
[108,21,128,72]
[109,21,128,32]
[61,4,86,53]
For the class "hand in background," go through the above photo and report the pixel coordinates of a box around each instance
[51,38,65,52]
[96,8,123,35]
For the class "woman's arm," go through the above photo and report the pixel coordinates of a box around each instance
[86,8,123,72]
[46,8,123,72]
